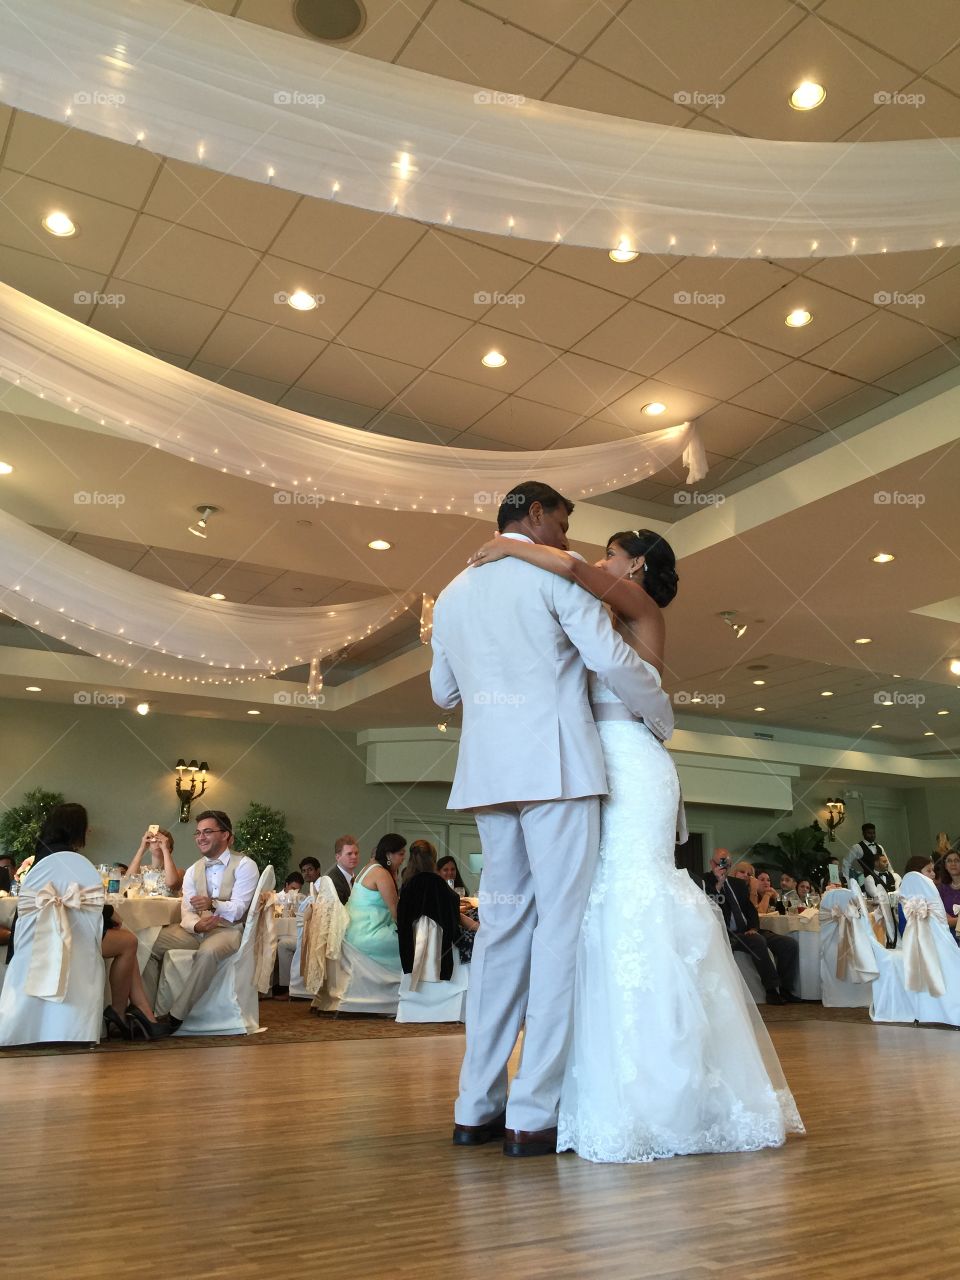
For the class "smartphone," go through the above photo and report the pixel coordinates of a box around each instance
[147,824,159,839]
[827,862,840,884]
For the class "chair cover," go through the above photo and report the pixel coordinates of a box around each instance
[731,949,767,1005]
[157,864,275,1035]
[873,884,897,945]
[396,918,468,1023]
[0,852,105,1046]
[818,888,881,1008]
[872,873,960,1026]
[301,878,349,996]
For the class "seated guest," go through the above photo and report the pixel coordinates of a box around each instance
[144,810,258,1030]
[397,840,461,980]
[704,849,799,1005]
[898,856,937,936]
[755,870,785,915]
[283,872,305,895]
[127,827,183,895]
[0,853,16,882]
[937,849,960,936]
[870,853,899,894]
[779,872,800,908]
[343,834,406,974]
[437,855,466,893]
[30,804,172,1039]
[299,857,322,889]
[325,834,360,906]
[795,879,820,907]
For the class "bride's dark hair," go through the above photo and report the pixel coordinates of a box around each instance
[607,529,679,607]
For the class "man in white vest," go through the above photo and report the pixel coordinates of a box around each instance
[431,480,674,1156]
[144,809,258,1028]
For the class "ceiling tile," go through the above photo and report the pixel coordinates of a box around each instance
[467,397,583,449]
[471,0,617,52]
[540,243,671,299]
[112,215,259,308]
[143,159,299,250]
[269,197,425,288]
[795,384,896,432]
[385,371,506,431]
[380,228,530,319]
[593,381,717,430]
[887,263,960,336]
[68,533,147,570]
[804,311,950,383]
[91,279,220,358]
[0,244,107,317]
[488,267,626,349]
[611,478,672,502]
[545,58,694,124]
[656,332,790,399]
[732,358,863,420]
[443,228,552,265]
[368,412,459,446]
[4,114,161,207]
[398,0,575,98]
[692,403,787,460]
[732,421,823,468]
[0,171,137,273]
[190,564,284,602]
[430,323,562,391]
[230,257,372,337]
[588,0,800,99]
[191,361,290,405]
[515,353,643,415]
[572,300,711,373]
[295,344,420,407]
[805,246,960,303]
[552,417,636,448]
[818,0,960,74]
[839,77,960,141]
[875,338,960,394]
[195,313,326,382]
[724,278,875,356]
[342,0,435,61]
[133,548,216,590]
[637,258,796,329]
[928,41,960,94]
[337,293,472,365]
[277,386,379,427]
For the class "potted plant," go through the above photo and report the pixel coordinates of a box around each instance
[233,802,293,881]
[0,787,65,867]
[750,821,831,887]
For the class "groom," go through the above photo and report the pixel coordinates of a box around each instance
[430,480,674,1156]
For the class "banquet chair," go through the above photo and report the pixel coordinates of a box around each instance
[732,950,768,1004]
[871,872,960,1027]
[157,865,275,1035]
[0,852,105,1046]
[287,892,317,1000]
[819,887,883,1007]
[311,877,399,1016]
[872,883,897,946]
[396,916,469,1023]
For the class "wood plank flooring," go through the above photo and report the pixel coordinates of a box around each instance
[3,1020,958,1279]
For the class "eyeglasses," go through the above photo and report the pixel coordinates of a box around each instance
[195,827,225,839]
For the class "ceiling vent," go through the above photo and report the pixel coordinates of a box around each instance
[293,0,366,41]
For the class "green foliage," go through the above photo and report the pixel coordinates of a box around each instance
[0,787,66,863]
[750,821,831,884]
[233,802,294,881]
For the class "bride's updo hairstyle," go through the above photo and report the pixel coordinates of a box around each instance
[608,529,679,607]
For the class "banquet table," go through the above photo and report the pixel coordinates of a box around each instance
[106,895,182,968]
[758,911,822,1000]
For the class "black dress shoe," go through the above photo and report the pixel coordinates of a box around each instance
[453,1113,506,1146]
[765,990,787,1005]
[503,1126,558,1157]
[783,992,804,1003]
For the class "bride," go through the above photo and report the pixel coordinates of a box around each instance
[469,528,804,1164]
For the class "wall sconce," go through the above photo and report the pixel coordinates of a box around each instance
[824,797,846,842]
[175,758,208,822]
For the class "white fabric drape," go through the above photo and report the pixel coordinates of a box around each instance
[1,0,958,257]
[0,504,415,684]
[0,283,708,509]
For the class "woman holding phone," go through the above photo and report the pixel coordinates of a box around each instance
[127,826,184,895]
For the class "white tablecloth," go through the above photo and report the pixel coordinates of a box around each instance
[759,912,821,999]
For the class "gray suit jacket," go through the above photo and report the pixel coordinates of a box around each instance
[430,555,674,810]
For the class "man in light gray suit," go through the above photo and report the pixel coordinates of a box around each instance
[430,481,673,1156]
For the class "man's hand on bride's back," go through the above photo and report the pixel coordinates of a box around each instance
[468,536,509,567]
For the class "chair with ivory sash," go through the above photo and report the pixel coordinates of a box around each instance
[871,871,960,1026]
[818,887,882,1008]
[396,917,469,1023]
[0,852,105,1046]
[157,865,275,1035]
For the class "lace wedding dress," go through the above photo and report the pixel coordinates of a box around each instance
[556,675,804,1163]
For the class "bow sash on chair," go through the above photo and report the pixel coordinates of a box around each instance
[820,900,879,984]
[17,882,105,1001]
[901,896,947,996]
[253,891,277,994]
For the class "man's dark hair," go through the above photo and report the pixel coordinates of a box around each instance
[862,823,875,834]
[299,856,321,872]
[195,809,233,835]
[35,802,89,862]
[284,872,305,888]
[497,481,574,532]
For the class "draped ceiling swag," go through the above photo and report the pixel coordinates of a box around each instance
[1,0,959,258]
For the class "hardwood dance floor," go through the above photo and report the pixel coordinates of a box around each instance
[4,1020,958,1279]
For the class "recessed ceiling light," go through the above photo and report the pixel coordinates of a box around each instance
[25,685,41,692]
[924,731,935,737]
[854,637,872,645]
[752,679,766,686]
[209,592,226,601]
[790,81,826,111]
[609,238,639,263]
[949,659,960,676]
[368,539,392,551]
[135,701,150,716]
[287,288,318,311]
[641,402,667,416]
[872,553,895,564]
[870,723,882,729]
[42,210,77,237]
[247,709,261,715]
[785,308,812,327]
[0,461,13,475]
[938,709,949,716]
[481,350,507,368]
[821,690,834,697]
[754,706,766,712]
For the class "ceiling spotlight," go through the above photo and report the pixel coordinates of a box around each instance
[854,637,872,645]
[481,350,507,368]
[752,679,766,686]
[785,308,812,327]
[287,288,318,311]
[938,709,949,716]
[0,461,13,475]
[42,210,77,237]
[754,706,766,712]
[209,592,226,601]
[821,690,834,697]
[25,685,41,692]
[368,539,392,551]
[641,402,667,416]
[872,552,895,564]
[949,659,960,676]
[247,709,261,715]
[870,723,882,729]
[188,504,220,539]
[923,731,935,737]
[790,81,826,111]
[609,238,639,263]
[720,610,747,638]
[135,701,150,716]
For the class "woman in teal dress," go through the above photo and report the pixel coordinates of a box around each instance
[344,833,407,972]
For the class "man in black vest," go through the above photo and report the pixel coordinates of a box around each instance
[703,850,800,1005]
[843,822,884,886]
[324,834,360,906]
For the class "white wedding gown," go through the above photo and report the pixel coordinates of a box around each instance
[556,675,804,1163]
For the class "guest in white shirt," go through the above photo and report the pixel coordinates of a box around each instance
[299,857,322,888]
[143,809,258,1030]
[324,834,360,906]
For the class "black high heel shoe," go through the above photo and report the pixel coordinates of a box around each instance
[103,1006,132,1040]
[126,1006,176,1040]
